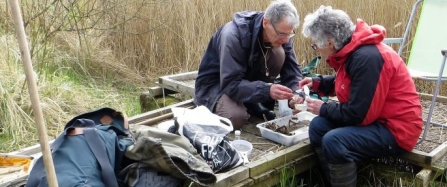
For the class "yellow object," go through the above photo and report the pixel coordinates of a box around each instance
[0,156,32,173]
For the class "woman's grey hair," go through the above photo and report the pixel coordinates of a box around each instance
[264,0,299,28]
[302,5,355,50]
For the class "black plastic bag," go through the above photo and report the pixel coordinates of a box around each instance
[169,106,244,173]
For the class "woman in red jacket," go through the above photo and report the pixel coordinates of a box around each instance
[298,5,423,187]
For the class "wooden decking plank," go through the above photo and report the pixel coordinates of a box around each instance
[419,93,447,103]
[241,122,263,137]
[231,177,255,187]
[158,78,195,97]
[0,174,27,187]
[289,152,318,174]
[428,141,447,164]
[159,71,198,81]
[399,149,432,166]
[129,99,194,125]
[214,166,249,187]
[415,168,442,187]
[228,129,281,152]
[6,144,45,157]
[247,152,316,187]
[263,141,313,170]
[247,141,313,177]
[158,72,196,97]
[140,86,178,98]
[250,168,277,186]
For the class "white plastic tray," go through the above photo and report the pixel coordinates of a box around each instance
[256,111,317,146]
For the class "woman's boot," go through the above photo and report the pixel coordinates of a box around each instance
[314,147,330,183]
[328,162,357,187]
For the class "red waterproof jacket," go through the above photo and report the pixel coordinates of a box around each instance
[312,20,422,151]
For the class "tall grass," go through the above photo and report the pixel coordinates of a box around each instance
[0,0,444,152]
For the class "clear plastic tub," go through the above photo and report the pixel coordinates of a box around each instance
[256,111,317,146]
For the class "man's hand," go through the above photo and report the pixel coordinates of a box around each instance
[289,96,305,115]
[306,98,324,115]
[299,77,313,89]
[269,84,293,100]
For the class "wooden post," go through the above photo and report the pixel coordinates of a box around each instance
[8,0,59,186]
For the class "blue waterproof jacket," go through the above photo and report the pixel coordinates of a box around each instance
[194,11,302,110]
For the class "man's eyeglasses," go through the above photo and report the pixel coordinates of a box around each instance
[271,23,295,38]
[311,43,318,50]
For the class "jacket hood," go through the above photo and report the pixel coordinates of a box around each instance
[232,11,264,64]
[327,19,386,70]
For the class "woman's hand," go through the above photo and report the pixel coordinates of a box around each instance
[306,98,324,115]
[298,77,313,89]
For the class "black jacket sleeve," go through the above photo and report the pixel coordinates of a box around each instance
[312,75,335,96]
[319,45,383,126]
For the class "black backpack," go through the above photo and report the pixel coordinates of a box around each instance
[26,108,134,187]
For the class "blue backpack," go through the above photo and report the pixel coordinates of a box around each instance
[26,108,134,187]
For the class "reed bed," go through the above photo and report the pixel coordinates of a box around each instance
[99,0,445,95]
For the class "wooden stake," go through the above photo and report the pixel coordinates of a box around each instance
[8,0,58,186]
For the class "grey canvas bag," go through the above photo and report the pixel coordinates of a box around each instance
[118,162,183,187]
[122,126,216,186]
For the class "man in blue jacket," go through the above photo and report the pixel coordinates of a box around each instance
[194,0,303,129]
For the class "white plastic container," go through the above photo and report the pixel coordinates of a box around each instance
[234,130,241,140]
[256,112,317,146]
[231,140,253,164]
[294,103,307,111]
[231,140,253,157]
[278,99,292,117]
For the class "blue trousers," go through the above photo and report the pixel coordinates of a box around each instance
[308,116,405,165]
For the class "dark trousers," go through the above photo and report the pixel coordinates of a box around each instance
[308,116,405,165]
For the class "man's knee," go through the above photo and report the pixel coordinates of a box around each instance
[215,94,249,130]
[225,108,249,130]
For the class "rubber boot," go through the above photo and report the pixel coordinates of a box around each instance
[328,162,357,187]
[262,100,275,111]
[244,102,276,121]
[314,148,330,183]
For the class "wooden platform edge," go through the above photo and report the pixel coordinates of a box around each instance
[214,166,249,187]
[234,152,316,187]
[129,99,194,125]
[428,141,447,165]
[158,71,198,81]
[419,92,447,103]
[158,72,196,97]
[247,141,314,178]
[140,86,178,98]
[415,168,444,187]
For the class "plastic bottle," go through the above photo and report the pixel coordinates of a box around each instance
[234,130,241,140]
[278,99,292,117]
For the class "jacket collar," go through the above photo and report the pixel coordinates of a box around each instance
[326,19,386,71]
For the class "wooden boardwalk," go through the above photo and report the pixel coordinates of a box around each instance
[131,99,317,187]
[146,71,447,187]
[0,98,317,187]
[2,71,447,187]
